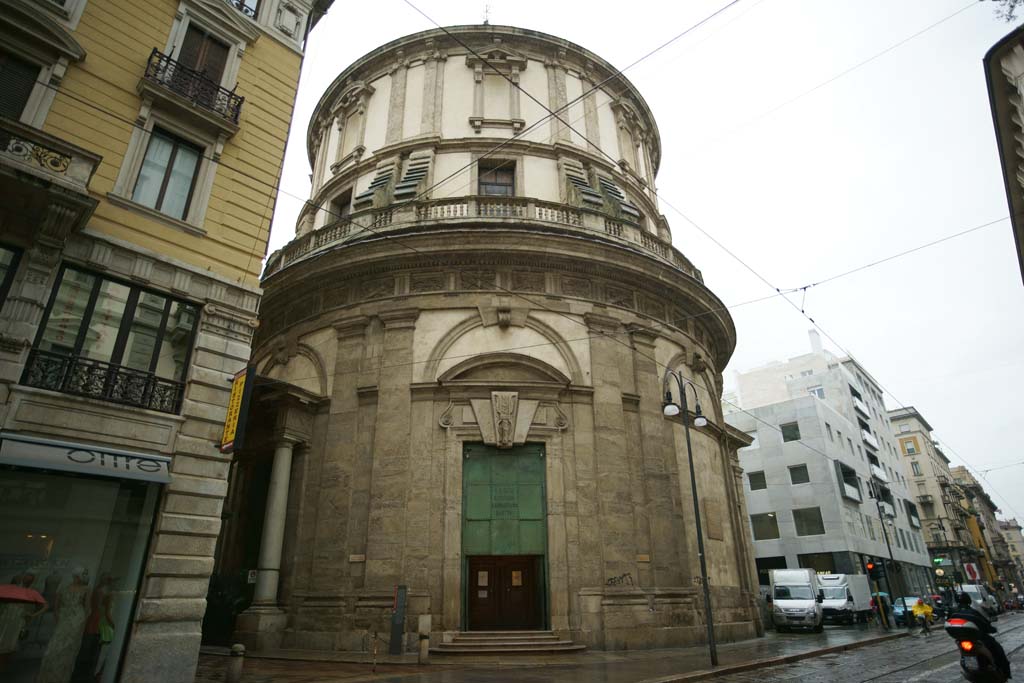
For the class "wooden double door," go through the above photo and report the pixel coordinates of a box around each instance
[467,555,543,630]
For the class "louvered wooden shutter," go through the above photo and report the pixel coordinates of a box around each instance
[0,51,40,120]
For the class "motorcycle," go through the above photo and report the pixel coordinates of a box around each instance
[944,615,1008,682]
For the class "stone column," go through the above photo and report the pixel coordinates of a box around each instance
[253,439,296,605]
[385,52,408,145]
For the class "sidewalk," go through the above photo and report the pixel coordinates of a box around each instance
[195,625,908,683]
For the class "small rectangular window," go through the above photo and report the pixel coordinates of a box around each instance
[901,438,918,455]
[0,49,40,121]
[478,160,515,196]
[793,507,825,536]
[911,461,922,476]
[808,386,824,399]
[750,513,780,540]
[825,422,834,441]
[780,422,801,442]
[0,245,21,310]
[748,471,767,490]
[789,464,810,485]
[132,128,203,220]
[800,369,813,377]
[899,424,910,433]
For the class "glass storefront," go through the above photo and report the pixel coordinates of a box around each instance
[0,465,159,683]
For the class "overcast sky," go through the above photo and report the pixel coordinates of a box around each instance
[268,0,1024,520]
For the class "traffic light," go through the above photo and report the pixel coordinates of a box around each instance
[933,557,944,565]
[866,560,885,580]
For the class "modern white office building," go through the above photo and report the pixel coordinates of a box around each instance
[725,332,932,597]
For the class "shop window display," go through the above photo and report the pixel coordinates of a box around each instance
[0,468,158,683]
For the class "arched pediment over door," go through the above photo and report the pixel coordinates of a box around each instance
[437,352,571,449]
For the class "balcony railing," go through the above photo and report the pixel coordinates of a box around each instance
[852,395,870,418]
[861,428,880,451]
[842,482,862,503]
[870,463,888,482]
[22,349,185,414]
[267,196,701,280]
[142,48,244,124]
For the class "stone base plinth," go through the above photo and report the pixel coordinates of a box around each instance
[234,605,288,651]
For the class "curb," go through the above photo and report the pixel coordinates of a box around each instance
[638,631,910,683]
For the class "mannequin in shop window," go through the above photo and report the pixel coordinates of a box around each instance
[36,566,89,683]
[71,572,115,682]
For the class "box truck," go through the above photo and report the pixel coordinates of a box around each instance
[817,574,871,624]
[768,569,824,632]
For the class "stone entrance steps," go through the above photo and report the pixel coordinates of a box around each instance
[431,630,587,655]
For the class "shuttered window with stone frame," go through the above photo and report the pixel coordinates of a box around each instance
[0,49,40,120]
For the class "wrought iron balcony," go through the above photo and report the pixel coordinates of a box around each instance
[141,48,244,124]
[22,349,185,414]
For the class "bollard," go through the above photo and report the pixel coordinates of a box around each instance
[417,614,431,664]
[225,643,245,683]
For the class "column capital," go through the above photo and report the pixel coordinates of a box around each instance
[583,312,620,334]
[378,308,419,329]
[334,315,371,339]
[625,323,658,347]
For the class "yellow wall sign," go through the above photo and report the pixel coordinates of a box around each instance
[220,366,254,453]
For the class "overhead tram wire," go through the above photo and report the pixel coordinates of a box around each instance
[42,7,1013,513]
[32,0,750,265]
[683,1,978,153]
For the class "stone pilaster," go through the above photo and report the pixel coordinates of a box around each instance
[311,316,369,591]
[584,313,634,579]
[545,53,570,143]
[628,325,685,586]
[421,42,447,136]
[580,65,602,154]
[386,52,408,145]
[364,309,418,588]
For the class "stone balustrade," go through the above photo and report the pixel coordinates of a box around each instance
[266,196,701,281]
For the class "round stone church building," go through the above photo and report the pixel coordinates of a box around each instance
[221,24,762,653]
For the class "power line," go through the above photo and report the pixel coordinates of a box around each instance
[686,1,978,151]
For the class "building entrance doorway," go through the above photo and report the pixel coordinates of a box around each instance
[462,443,547,631]
[467,555,542,629]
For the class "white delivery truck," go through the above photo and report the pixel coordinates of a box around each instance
[769,569,824,632]
[817,574,871,625]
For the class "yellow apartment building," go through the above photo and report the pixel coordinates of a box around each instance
[0,0,330,679]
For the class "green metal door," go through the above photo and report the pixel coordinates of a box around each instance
[462,443,547,628]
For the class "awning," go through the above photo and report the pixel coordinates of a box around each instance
[0,432,171,483]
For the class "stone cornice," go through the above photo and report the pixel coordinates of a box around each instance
[258,233,733,370]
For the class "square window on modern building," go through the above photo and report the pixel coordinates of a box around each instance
[131,128,203,221]
[780,422,801,442]
[23,265,199,414]
[793,507,825,536]
[478,160,515,196]
[808,386,825,399]
[748,471,767,491]
[789,464,810,485]
[750,513,780,540]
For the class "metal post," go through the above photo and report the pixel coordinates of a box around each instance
[225,644,245,683]
[874,495,909,628]
[676,373,718,667]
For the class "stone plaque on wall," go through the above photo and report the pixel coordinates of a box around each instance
[703,499,724,541]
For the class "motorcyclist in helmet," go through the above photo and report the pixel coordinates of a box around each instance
[951,592,1011,679]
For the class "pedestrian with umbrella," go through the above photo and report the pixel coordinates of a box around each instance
[0,573,48,673]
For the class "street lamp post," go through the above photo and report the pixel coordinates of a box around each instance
[871,489,910,629]
[662,370,717,667]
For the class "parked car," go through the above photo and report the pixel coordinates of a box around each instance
[959,584,999,620]
[891,596,922,626]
